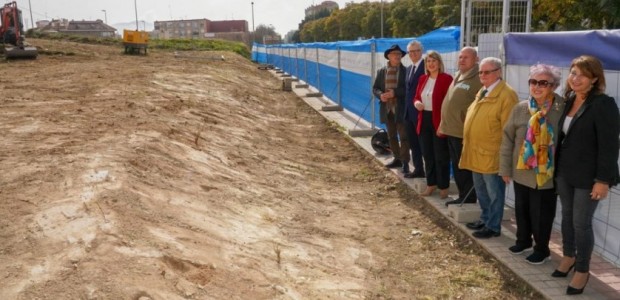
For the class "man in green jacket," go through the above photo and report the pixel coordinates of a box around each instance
[439,47,482,206]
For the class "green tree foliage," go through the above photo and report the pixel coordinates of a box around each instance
[389,0,436,37]
[293,0,618,43]
[533,0,620,30]
[433,0,461,28]
[360,2,387,38]
[338,3,368,40]
[324,10,342,41]
[253,24,279,44]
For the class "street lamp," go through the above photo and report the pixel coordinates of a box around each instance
[134,0,139,30]
[101,9,107,24]
[380,0,384,38]
[251,2,255,43]
[28,0,34,29]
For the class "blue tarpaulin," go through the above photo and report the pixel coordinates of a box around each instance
[504,29,620,71]
[252,27,461,128]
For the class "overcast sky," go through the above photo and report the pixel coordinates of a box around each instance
[17,0,383,35]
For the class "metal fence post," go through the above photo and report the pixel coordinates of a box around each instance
[466,0,473,46]
[348,41,378,137]
[306,47,323,97]
[370,41,376,129]
[460,0,467,48]
[295,47,299,79]
[338,47,342,107]
[287,48,291,74]
[316,47,321,92]
[321,46,343,111]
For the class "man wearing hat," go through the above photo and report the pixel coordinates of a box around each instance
[373,44,410,171]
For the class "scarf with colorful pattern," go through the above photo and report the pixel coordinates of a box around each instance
[516,96,555,186]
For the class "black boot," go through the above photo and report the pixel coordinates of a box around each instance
[402,163,410,174]
[385,159,402,169]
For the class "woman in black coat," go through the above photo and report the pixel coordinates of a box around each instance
[553,55,620,295]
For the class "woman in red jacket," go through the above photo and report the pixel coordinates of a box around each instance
[413,50,453,198]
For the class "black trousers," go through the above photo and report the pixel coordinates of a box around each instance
[404,119,424,174]
[513,181,558,256]
[385,112,410,163]
[418,111,450,189]
[447,136,476,202]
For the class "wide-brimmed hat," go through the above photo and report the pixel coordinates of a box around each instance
[384,44,406,59]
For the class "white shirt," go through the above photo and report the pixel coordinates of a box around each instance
[563,116,573,134]
[483,79,501,96]
[421,77,436,111]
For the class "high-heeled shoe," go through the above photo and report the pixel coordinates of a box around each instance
[420,186,436,196]
[439,189,449,199]
[566,272,589,295]
[551,257,575,277]
[551,263,575,277]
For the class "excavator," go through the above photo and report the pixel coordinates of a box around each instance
[0,1,37,59]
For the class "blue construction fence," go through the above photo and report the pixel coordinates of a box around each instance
[254,27,620,267]
[252,26,461,129]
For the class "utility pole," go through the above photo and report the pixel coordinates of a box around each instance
[380,0,384,38]
[251,2,255,43]
[28,0,34,29]
[134,0,139,30]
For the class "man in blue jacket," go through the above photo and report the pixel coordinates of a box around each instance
[402,41,425,178]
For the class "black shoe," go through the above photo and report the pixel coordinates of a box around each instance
[508,244,532,255]
[566,273,589,295]
[410,171,425,178]
[472,227,501,238]
[526,252,550,264]
[445,198,463,207]
[385,159,402,169]
[551,263,575,277]
[403,172,415,178]
[466,220,485,230]
[402,164,410,174]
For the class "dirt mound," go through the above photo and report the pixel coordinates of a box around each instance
[0,39,535,299]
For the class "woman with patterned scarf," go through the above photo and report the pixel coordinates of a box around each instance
[499,64,565,265]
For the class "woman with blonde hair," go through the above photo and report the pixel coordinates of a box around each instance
[413,50,453,198]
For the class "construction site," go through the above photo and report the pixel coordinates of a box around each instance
[0,0,618,295]
[0,35,549,299]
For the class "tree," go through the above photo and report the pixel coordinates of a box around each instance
[360,2,385,38]
[532,0,620,31]
[433,0,461,28]
[389,0,435,37]
[338,3,367,40]
[324,11,341,42]
[253,24,279,44]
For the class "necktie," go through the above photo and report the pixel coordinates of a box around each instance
[480,89,488,99]
[409,65,416,83]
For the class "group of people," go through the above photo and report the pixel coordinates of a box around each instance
[373,43,619,295]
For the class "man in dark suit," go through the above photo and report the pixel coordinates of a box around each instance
[402,41,425,178]
[372,44,410,171]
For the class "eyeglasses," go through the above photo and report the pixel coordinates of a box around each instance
[478,68,499,75]
[408,49,422,53]
[528,79,554,88]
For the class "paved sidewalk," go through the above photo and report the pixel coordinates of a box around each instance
[278,73,620,299]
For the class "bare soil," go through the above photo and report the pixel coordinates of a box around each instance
[0,39,538,299]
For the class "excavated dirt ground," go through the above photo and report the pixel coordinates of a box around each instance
[0,39,537,299]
